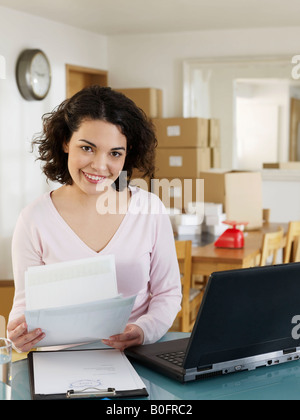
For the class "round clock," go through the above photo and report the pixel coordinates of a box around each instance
[16,49,51,101]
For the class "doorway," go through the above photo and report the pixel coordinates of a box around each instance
[66,64,108,98]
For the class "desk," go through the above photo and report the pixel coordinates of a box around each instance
[178,223,287,277]
[10,332,300,400]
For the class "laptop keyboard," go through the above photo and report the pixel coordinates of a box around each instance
[157,351,186,367]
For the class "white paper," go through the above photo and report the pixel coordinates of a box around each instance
[24,255,135,348]
[25,255,118,310]
[32,349,146,395]
[25,295,136,347]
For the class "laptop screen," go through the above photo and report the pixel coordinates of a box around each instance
[184,263,300,370]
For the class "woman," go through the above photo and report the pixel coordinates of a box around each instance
[7,86,182,353]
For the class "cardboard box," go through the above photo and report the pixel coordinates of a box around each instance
[199,171,263,230]
[153,118,208,148]
[155,148,211,178]
[115,88,163,118]
[209,119,221,147]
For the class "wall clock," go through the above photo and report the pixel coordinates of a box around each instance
[16,49,51,101]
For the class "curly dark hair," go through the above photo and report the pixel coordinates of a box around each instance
[32,85,157,190]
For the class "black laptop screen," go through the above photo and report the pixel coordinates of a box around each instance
[185,263,300,369]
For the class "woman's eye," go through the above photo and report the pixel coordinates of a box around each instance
[111,151,122,157]
[81,146,93,152]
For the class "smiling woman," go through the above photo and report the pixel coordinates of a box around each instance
[32,85,156,190]
[62,119,127,195]
[7,86,182,353]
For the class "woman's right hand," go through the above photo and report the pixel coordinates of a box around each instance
[7,315,45,353]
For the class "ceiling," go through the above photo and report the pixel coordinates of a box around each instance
[0,0,299,35]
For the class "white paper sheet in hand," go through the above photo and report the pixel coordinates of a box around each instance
[25,295,136,347]
[25,255,118,310]
[24,255,136,347]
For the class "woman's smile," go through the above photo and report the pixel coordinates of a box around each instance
[82,171,108,184]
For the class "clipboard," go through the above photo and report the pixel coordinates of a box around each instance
[28,349,148,400]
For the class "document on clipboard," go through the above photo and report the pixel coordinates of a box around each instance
[24,255,136,347]
[28,349,148,400]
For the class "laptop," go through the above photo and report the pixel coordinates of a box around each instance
[125,263,300,383]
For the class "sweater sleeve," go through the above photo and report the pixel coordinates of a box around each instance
[9,212,43,322]
[133,210,182,344]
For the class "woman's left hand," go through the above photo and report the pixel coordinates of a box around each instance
[102,324,144,351]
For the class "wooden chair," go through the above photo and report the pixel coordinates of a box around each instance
[174,240,203,332]
[259,227,284,266]
[262,209,271,224]
[284,221,300,264]
[0,281,15,334]
[0,315,5,338]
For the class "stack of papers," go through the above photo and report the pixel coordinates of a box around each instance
[25,255,136,347]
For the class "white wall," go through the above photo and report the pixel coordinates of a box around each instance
[108,27,300,171]
[108,27,300,117]
[0,6,108,279]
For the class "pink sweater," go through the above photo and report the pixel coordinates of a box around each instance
[9,186,182,344]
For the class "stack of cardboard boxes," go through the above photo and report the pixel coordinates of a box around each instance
[114,87,263,233]
[152,117,211,226]
[115,87,221,189]
[153,117,211,178]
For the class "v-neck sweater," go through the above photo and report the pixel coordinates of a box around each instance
[9,186,182,345]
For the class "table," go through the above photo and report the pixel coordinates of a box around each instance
[178,223,287,277]
[10,332,300,400]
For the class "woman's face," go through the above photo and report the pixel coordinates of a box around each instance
[64,119,127,196]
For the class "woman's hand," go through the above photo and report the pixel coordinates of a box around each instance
[102,324,144,352]
[7,315,45,353]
